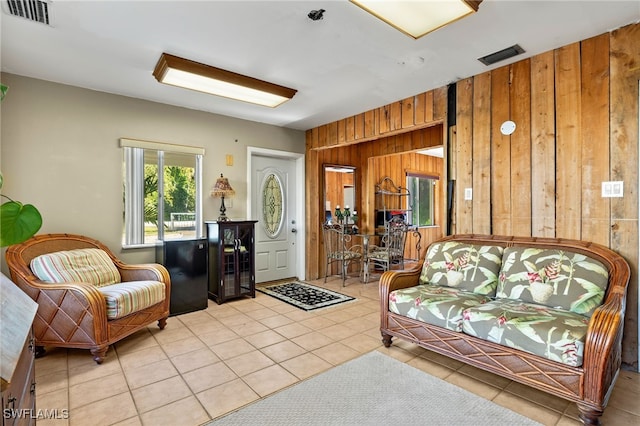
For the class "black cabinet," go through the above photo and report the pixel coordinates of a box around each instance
[156,239,208,316]
[206,220,257,304]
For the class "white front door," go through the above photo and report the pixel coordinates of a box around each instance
[251,154,299,283]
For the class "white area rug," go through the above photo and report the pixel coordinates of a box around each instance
[207,351,541,426]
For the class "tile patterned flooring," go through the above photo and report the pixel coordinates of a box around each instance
[34,277,639,426]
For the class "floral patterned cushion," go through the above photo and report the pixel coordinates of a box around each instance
[419,242,504,295]
[389,284,491,331]
[462,299,589,367]
[496,247,608,316]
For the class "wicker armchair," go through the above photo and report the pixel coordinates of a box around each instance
[5,233,171,364]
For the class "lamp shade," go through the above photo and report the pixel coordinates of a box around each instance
[211,174,235,198]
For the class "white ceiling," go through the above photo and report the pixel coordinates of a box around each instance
[1,1,639,131]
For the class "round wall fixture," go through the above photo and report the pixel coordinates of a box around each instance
[500,120,516,135]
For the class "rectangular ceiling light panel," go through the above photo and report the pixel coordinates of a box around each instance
[350,0,481,39]
[153,53,297,108]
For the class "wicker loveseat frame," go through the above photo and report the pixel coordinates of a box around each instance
[379,234,630,425]
[5,233,171,364]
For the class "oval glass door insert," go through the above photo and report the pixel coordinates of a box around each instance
[262,173,284,237]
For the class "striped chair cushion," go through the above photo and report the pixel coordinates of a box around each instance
[30,248,121,287]
[98,280,166,320]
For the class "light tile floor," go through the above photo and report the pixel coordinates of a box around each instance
[34,277,639,426]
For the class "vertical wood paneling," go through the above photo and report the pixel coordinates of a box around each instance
[510,60,532,236]
[456,78,474,234]
[364,110,376,138]
[610,23,640,367]
[530,51,556,237]
[490,66,512,235]
[472,72,492,234]
[402,97,415,128]
[555,43,582,239]
[354,113,365,140]
[580,34,611,246]
[424,90,434,123]
[337,119,346,144]
[379,105,390,134]
[389,101,402,131]
[327,121,338,146]
[415,93,426,125]
[306,23,640,366]
[345,116,355,142]
[433,87,447,121]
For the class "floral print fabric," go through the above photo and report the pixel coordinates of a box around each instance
[389,284,491,331]
[462,299,589,367]
[496,247,608,316]
[419,242,504,295]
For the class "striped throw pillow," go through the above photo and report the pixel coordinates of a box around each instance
[30,248,121,287]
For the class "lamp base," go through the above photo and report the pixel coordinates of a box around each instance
[218,196,229,221]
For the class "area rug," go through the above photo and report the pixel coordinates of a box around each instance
[207,351,541,426]
[257,281,354,311]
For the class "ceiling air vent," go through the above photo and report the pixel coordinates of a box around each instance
[478,44,525,66]
[4,0,51,25]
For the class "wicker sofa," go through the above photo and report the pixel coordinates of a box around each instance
[380,234,630,425]
[6,233,171,364]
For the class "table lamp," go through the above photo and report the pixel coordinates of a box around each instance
[211,173,235,221]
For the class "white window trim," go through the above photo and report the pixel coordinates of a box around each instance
[121,138,204,248]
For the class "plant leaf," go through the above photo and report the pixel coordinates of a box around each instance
[1,201,42,246]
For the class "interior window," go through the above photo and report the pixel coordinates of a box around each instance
[406,173,438,227]
[122,139,203,247]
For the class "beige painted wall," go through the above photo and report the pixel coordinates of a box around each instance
[0,73,305,269]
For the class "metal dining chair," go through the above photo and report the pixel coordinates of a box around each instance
[363,216,409,283]
[322,223,363,286]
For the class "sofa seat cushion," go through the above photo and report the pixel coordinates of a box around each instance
[97,280,166,320]
[389,284,492,332]
[31,248,121,287]
[419,242,504,296]
[497,247,608,316]
[462,299,589,367]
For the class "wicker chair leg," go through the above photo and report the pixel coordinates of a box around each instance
[34,346,46,358]
[577,404,603,425]
[90,345,109,364]
[158,317,168,330]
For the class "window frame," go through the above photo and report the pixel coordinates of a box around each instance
[406,171,439,227]
[121,138,204,248]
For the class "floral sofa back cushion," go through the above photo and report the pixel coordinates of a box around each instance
[419,242,504,295]
[496,247,609,316]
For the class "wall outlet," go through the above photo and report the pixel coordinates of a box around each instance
[464,188,473,200]
[602,181,623,197]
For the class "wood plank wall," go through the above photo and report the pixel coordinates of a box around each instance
[306,23,640,367]
[306,125,445,281]
[368,152,444,261]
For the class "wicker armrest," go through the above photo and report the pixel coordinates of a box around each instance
[379,265,422,313]
[118,263,170,284]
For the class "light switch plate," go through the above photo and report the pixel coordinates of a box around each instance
[464,188,473,200]
[602,181,623,197]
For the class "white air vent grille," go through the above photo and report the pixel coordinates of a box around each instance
[5,0,50,25]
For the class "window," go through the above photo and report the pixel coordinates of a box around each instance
[406,172,438,227]
[121,139,204,247]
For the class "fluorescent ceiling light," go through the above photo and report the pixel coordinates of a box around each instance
[350,0,482,39]
[153,53,297,107]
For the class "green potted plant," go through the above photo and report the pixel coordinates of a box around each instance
[0,172,42,247]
